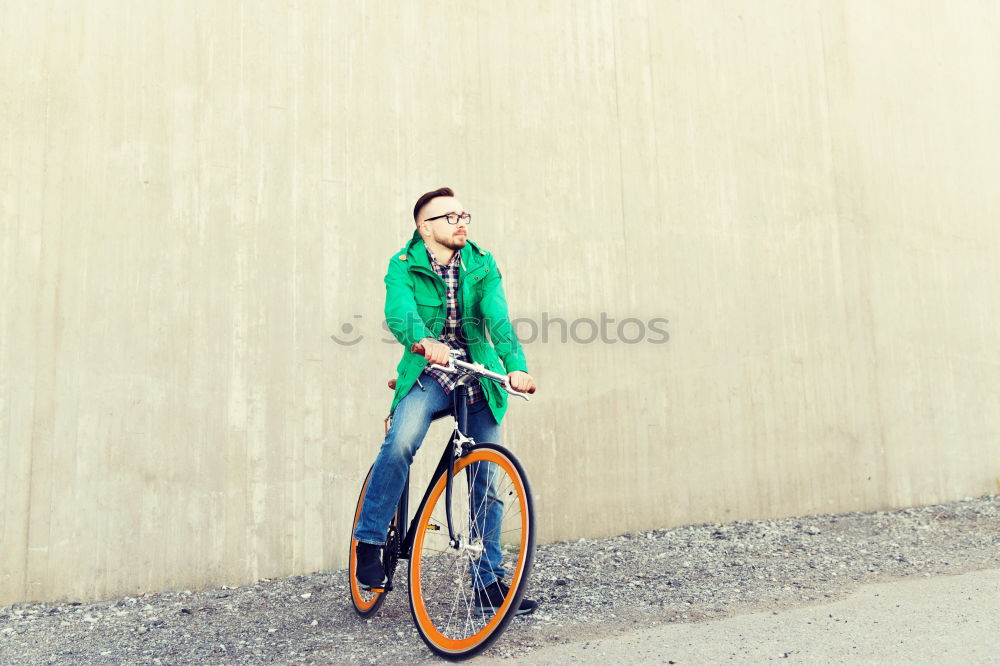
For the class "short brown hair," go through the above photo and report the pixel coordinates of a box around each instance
[413,187,455,223]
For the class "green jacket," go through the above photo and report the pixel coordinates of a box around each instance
[384,230,528,424]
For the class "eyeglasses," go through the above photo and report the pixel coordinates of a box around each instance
[424,212,472,225]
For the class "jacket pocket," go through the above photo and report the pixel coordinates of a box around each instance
[415,294,443,306]
[461,267,489,316]
[415,293,444,330]
[464,267,490,286]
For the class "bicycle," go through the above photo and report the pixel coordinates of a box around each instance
[348,343,536,660]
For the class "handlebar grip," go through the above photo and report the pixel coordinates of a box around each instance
[526,386,536,394]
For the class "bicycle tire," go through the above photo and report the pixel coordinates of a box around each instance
[349,466,397,617]
[408,443,535,660]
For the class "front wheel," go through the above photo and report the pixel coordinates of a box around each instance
[408,443,535,660]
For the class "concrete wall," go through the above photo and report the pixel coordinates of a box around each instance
[2,0,998,604]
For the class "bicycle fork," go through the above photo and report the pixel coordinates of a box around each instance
[444,381,474,551]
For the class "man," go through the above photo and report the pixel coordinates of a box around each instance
[353,187,538,615]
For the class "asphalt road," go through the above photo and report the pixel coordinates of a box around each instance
[479,568,1000,664]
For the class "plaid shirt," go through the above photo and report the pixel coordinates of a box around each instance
[422,248,485,404]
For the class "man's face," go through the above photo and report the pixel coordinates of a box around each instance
[418,196,469,251]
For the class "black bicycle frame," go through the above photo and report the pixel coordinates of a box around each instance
[397,380,472,561]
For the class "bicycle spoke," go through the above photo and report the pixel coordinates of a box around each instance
[444,558,465,637]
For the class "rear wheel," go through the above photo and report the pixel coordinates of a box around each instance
[408,444,535,659]
[349,467,397,617]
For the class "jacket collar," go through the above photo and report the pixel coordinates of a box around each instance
[405,230,483,274]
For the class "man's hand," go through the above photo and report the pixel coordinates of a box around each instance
[419,338,452,366]
[508,371,536,394]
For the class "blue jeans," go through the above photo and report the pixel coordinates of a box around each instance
[354,379,505,587]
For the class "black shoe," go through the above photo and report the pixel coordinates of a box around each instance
[473,580,538,616]
[355,542,388,590]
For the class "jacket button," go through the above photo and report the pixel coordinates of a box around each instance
[399,254,407,260]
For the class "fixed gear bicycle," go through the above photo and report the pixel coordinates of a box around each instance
[348,343,536,660]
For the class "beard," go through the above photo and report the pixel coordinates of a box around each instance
[435,230,468,251]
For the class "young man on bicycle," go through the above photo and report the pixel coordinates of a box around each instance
[353,187,538,615]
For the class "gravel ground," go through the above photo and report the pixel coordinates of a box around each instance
[2,495,998,665]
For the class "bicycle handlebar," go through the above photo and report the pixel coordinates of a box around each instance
[410,343,536,398]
